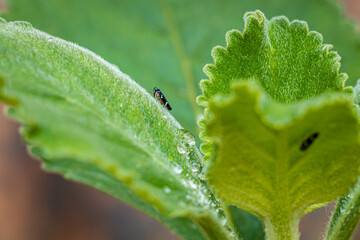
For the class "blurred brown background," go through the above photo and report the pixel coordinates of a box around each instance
[0,0,360,240]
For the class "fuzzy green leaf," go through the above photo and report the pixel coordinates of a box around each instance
[3,0,360,138]
[198,11,351,162]
[207,82,360,239]
[0,19,239,240]
[200,11,360,239]
[326,177,360,240]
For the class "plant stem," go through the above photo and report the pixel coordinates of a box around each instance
[263,214,300,240]
[326,178,360,240]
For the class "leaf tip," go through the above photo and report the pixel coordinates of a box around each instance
[225,29,243,48]
[203,64,216,82]
[196,94,208,107]
[244,10,265,25]
[211,46,227,62]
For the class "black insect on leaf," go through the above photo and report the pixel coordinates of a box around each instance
[300,132,319,151]
[153,87,172,111]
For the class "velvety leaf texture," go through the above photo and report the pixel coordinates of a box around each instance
[0,19,238,240]
[1,0,360,238]
[3,0,360,138]
[198,11,351,162]
[200,11,360,239]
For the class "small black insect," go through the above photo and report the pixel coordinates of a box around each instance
[152,87,172,111]
[300,132,319,151]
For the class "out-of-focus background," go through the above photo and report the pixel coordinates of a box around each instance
[0,0,359,239]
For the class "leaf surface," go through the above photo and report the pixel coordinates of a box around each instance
[0,19,237,240]
[3,0,360,238]
[198,11,351,162]
[207,82,360,239]
[200,11,360,239]
[326,81,360,240]
[3,0,360,137]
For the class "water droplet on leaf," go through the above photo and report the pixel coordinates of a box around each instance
[173,163,183,174]
[179,129,196,148]
[177,144,186,154]
[177,129,196,161]
[11,21,32,29]
[164,186,171,193]
[189,181,197,189]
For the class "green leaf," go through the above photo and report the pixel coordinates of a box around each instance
[33,149,207,240]
[326,177,360,240]
[206,82,360,239]
[3,0,360,138]
[198,10,351,162]
[3,0,360,238]
[0,19,238,240]
[326,84,360,240]
[199,11,360,239]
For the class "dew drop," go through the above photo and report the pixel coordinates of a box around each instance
[347,192,355,199]
[221,218,227,226]
[198,172,206,180]
[189,181,197,189]
[48,37,54,43]
[173,163,183,174]
[177,144,186,154]
[164,186,171,193]
[177,129,196,159]
[197,193,205,204]
[340,208,348,215]
[179,129,196,148]
[11,21,32,28]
